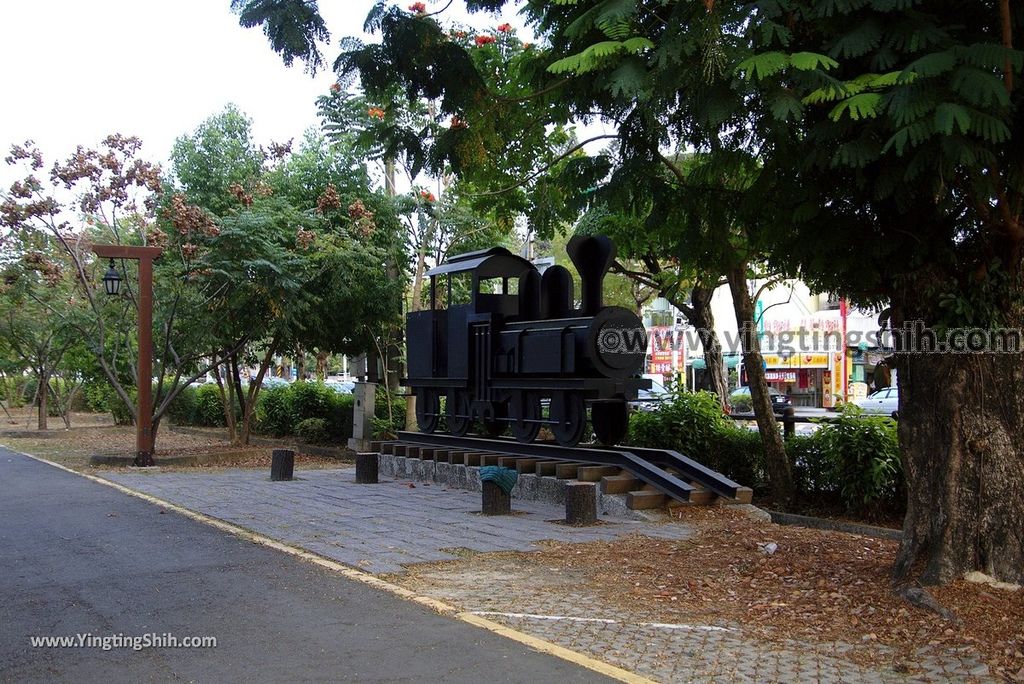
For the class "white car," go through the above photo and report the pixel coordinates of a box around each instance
[854,386,899,416]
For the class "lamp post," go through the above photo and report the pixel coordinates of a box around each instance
[93,244,163,467]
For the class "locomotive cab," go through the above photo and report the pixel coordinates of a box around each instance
[406,246,535,390]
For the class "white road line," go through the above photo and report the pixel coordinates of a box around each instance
[469,611,735,632]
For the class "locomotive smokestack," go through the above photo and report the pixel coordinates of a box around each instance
[567,235,616,316]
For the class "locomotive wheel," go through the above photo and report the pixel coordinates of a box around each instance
[415,389,440,433]
[551,392,587,447]
[509,392,542,443]
[483,403,508,438]
[447,391,471,437]
[591,400,629,446]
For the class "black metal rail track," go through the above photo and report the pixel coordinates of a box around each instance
[394,432,750,504]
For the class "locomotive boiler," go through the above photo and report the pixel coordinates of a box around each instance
[405,235,650,447]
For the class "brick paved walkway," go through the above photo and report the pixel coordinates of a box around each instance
[101,466,692,574]
[100,466,992,683]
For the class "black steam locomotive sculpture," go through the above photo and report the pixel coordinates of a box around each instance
[405,235,650,447]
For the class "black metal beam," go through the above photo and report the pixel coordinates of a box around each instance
[620,446,746,501]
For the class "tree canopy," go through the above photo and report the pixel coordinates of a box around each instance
[235,0,1024,588]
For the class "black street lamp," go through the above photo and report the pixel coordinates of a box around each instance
[102,259,122,296]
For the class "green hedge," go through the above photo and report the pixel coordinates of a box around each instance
[169,380,406,443]
[295,417,330,445]
[626,390,902,517]
[628,391,766,487]
[254,381,363,442]
[812,406,902,515]
[254,384,293,436]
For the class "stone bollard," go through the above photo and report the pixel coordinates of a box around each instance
[271,449,295,481]
[782,406,796,440]
[355,452,379,484]
[481,480,512,515]
[564,482,597,526]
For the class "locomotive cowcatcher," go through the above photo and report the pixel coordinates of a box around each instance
[404,235,650,447]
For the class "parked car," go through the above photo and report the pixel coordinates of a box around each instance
[853,386,899,417]
[631,378,670,412]
[728,386,792,415]
[324,380,355,394]
[261,377,290,389]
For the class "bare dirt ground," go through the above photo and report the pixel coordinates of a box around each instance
[0,407,115,429]
[396,506,1023,681]
[0,412,348,471]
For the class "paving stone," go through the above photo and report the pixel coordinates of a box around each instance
[98,466,993,684]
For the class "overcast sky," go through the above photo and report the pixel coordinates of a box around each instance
[0,0,516,185]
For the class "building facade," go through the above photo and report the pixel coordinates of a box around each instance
[643,280,890,408]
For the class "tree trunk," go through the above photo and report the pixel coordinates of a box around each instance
[149,415,161,456]
[366,351,379,384]
[230,353,247,420]
[405,221,432,433]
[690,285,729,406]
[37,370,48,430]
[225,371,239,443]
[316,351,328,380]
[727,266,794,504]
[382,155,402,393]
[892,350,1024,585]
[240,341,278,446]
[296,344,306,382]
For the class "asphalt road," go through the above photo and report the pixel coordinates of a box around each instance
[0,448,610,683]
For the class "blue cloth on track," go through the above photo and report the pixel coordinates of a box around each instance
[479,466,518,494]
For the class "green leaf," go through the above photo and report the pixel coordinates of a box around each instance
[954,42,1024,73]
[829,93,883,121]
[769,91,804,121]
[606,57,648,98]
[967,110,1011,143]
[621,37,654,54]
[950,66,1011,108]
[802,83,848,104]
[736,51,789,81]
[903,51,955,78]
[789,52,839,71]
[829,19,883,59]
[932,103,971,135]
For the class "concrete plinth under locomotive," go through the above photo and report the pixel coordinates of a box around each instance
[404,235,650,447]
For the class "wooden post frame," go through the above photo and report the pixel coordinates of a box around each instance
[91,244,163,467]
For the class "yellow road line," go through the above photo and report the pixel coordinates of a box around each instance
[8,450,656,684]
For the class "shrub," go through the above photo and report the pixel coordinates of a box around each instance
[625,390,902,519]
[83,380,115,413]
[0,375,28,408]
[373,389,406,437]
[288,381,336,432]
[192,383,227,427]
[713,422,767,488]
[814,406,902,516]
[110,387,136,426]
[166,385,198,425]
[295,417,330,445]
[627,389,729,451]
[255,383,294,436]
[788,433,836,496]
[328,393,354,440]
[253,382,356,441]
